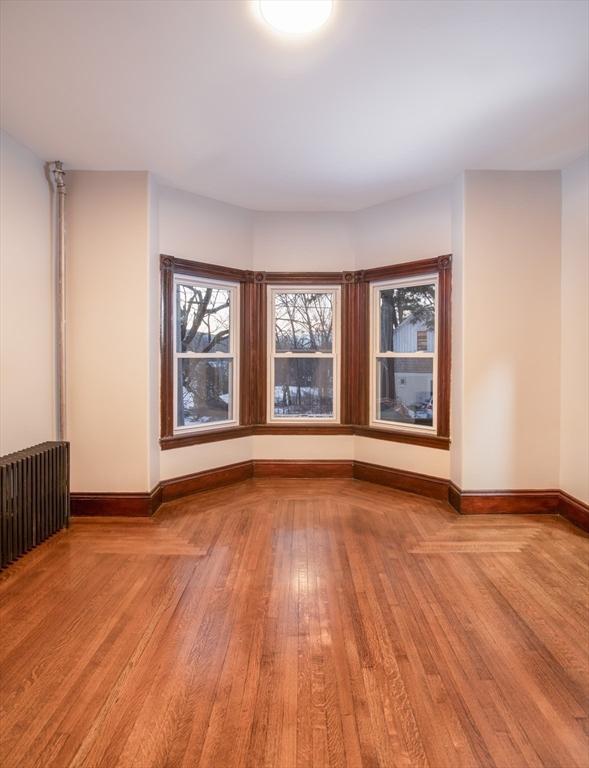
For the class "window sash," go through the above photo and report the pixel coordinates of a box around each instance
[375,352,434,359]
[273,352,335,359]
[177,352,234,359]
[173,275,239,433]
[268,286,340,423]
[371,275,438,434]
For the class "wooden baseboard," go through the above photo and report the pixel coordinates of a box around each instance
[71,461,589,534]
[448,485,560,515]
[447,482,462,513]
[448,483,588,532]
[70,488,161,517]
[353,461,449,501]
[159,460,253,503]
[253,460,353,478]
[559,490,589,532]
[70,459,439,515]
[71,462,252,516]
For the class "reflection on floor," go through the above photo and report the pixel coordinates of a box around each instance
[1,478,588,768]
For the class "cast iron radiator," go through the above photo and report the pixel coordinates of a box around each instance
[0,442,70,568]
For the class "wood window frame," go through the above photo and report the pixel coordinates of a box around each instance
[173,273,240,434]
[160,254,451,451]
[267,285,341,424]
[370,273,439,436]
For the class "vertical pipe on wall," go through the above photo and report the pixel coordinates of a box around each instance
[49,162,67,441]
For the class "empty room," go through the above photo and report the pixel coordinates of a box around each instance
[1,1,588,767]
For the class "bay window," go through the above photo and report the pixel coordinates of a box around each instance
[160,254,451,449]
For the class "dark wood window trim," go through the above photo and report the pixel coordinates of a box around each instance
[160,254,451,451]
[160,256,251,443]
[361,254,452,443]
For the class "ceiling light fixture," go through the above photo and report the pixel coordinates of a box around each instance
[258,0,333,35]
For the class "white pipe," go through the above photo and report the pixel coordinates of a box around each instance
[49,161,66,441]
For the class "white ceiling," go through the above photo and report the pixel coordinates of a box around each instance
[1,0,587,211]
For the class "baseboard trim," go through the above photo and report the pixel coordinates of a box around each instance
[71,461,589,533]
[70,488,160,517]
[160,460,253,502]
[448,484,561,515]
[354,461,449,500]
[448,483,588,532]
[71,460,438,516]
[559,490,589,532]
[253,460,354,478]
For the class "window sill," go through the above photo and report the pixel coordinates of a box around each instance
[161,424,449,450]
[160,425,253,449]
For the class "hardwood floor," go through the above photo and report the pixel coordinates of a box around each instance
[1,478,588,768]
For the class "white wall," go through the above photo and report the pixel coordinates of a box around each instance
[148,175,160,490]
[0,131,55,455]
[450,175,465,487]
[253,435,355,461]
[252,212,355,271]
[66,171,153,492]
[560,155,589,503]
[354,437,450,478]
[454,171,562,490]
[160,438,252,481]
[159,185,252,269]
[352,184,452,268]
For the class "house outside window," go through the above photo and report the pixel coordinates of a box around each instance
[371,276,438,432]
[416,330,429,352]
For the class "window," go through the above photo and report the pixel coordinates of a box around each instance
[268,288,340,421]
[161,254,451,450]
[416,330,428,352]
[371,276,438,432]
[174,276,239,432]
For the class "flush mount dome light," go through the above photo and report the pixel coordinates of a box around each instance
[258,0,333,35]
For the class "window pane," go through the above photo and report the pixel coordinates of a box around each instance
[176,284,231,353]
[178,359,232,426]
[379,284,435,353]
[274,358,333,418]
[275,292,333,352]
[377,358,433,426]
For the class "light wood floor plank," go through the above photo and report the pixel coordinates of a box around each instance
[0,478,587,768]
